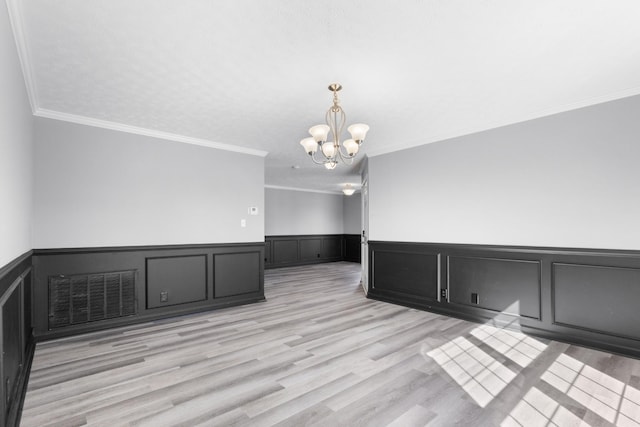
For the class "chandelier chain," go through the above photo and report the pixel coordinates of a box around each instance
[332,89,341,111]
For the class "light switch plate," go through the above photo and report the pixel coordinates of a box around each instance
[249,207,258,215]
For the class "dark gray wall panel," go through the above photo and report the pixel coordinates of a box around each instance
[265,235,360,268]
[300,239,322,260]
[0,252,31,299]
[372,250,439,301]
[448,256,541,319]
[2,287,22,414]
[273,240,298,264]
[0,252,34,427]
[323,237,342,259]
[215,252,261,298]
[553,263,640,340]
[146,255,207,309]
[344,235,361,263]
[23,271,32,351]
[264,241,271,264]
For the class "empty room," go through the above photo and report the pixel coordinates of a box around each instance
[2,1,640,426]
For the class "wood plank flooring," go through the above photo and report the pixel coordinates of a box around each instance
[21,262,640,426]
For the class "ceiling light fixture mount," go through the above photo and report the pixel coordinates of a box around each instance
[342,184,356,196]
[300,84,369,170]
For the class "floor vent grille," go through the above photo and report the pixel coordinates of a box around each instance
[48,270,136,329]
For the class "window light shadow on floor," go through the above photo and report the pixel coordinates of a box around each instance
[531,353,640,426]
[425,323,547,408]
[502,386,589,426]
[424,320,640,426]
[471,324,547,368]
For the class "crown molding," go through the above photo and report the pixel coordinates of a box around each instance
[6,0,38,113]
[367,87,640,158]
[264,185,344,195]
[34,108,269,157]
[6,0,267,158]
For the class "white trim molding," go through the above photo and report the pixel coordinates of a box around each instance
[264,185,343,195]
[35,109,269,157]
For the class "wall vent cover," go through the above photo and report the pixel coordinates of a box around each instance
[48,270,136,329]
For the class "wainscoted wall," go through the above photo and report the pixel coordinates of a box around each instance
[265,235,361,268]
[368,241,640,358]
[0,252,34,427]
[32,243,264,340]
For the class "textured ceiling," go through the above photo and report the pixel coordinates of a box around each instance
[10,0,640,193]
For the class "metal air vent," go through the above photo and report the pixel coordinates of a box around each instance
[48,270,136,329]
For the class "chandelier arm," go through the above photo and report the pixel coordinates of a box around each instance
[326,106,346,146]
[335,146,356,163]
[309,151,330,165]
[326,109,337,146]
[337,108,346,144]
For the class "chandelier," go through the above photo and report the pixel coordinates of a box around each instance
[299,84,369,169]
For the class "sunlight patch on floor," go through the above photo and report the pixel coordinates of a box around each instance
[501,386,590,427]
[502,352,640,426]
[427,324,547,408]
[427,336,517,407]
[541,353,640,425]
[470,324,546,368]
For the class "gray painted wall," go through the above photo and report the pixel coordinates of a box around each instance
[343,192,362,235]
[0,5,34,266]
[33,118,264,248]
[265,187,344,235]
[369,94,640,250]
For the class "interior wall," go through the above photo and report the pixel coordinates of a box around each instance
[369,94,640,250]
[343,192,362,235]
[0,2,33,267]
[33,118,265,248]
[265,187,343,236]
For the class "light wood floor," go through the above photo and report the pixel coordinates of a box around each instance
[21,262,640,426]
